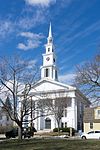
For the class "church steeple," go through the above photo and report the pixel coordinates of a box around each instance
[48,22,53,43]
[40,23,58,81]
[46,23,54,54]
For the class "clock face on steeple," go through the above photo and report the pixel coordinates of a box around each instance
[40,23,58,81]
[46,57,50,61]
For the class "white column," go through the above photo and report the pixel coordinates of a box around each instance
[71,97,77,130]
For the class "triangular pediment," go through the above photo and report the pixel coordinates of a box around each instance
[31,78,76,93]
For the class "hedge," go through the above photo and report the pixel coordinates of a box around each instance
[53,127,76,135]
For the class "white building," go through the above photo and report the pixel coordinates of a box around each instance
[0,103,13,133]
[26,24,90,132]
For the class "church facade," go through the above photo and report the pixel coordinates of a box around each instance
[28,24,90,132]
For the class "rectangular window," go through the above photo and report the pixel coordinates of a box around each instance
[45,68,49,77]
[78,122,80,130]
[65,122,67,128]
[61,122,64,128]
[67,99,71,107]
[62,108,67,117]
[64,109,67,117]
[55,70,57,79]
[97,110,100,115]
[90,122,93,129]
[48,48,50,52]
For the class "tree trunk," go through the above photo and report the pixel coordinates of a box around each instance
[57,121,60,136]
[18,126,22,139]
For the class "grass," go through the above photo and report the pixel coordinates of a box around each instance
[0,138,100,150]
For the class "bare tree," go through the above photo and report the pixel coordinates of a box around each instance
[0,55,39,139]
[51,97,69,135]
[40,91,71,135]
[75,54,100,105]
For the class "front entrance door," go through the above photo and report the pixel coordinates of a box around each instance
[45,118,51,129]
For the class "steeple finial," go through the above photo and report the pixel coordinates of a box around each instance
[48,22,52,38]
[47,22,53,44]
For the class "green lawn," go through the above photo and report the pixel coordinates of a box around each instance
[0,138,100,150]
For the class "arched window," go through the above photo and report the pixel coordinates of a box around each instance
[45,118,51,129]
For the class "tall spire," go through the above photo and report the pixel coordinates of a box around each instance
[48,22,53,44]
[48,22,52,38]
[40,23,58,81]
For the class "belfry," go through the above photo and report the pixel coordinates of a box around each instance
[40,23,58,81]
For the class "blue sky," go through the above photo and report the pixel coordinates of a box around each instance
[0,0,100,84]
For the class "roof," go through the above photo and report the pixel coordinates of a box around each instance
[30,78,90,105]
[84,107,94,122]
[32,78,76,91]
[84,107,100,123]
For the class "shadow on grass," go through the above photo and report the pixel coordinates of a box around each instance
[0,138,100,150]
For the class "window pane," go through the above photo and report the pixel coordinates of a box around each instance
[48,48,50,52]
[61,122,64,128]
[65,122,67,128]
[64,109,67,117]
[45,69,49,77]
[88,131,94,134]
[55,70,57,79]
[45,118,51,129]
[98,110,100,115]
[90,122,93,129]
[95,131,100,133]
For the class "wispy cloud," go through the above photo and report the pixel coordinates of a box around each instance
[59,73,76,85]
[27,59,37,68]
[0,19,15,40]
[55,0,98,47]
[25,0,56,7]
[17,32,44,50]
[18,9,46,30]
[17,40,39,50]
[56,19,100,67]
[60,0,74,7]
[19,32,44,39]
[0,7,47,41]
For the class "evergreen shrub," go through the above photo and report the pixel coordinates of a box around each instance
[53,127,76,136]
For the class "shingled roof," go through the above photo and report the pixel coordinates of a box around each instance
[84,107,100,123]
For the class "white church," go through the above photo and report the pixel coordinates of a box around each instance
[26,24,90,132]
